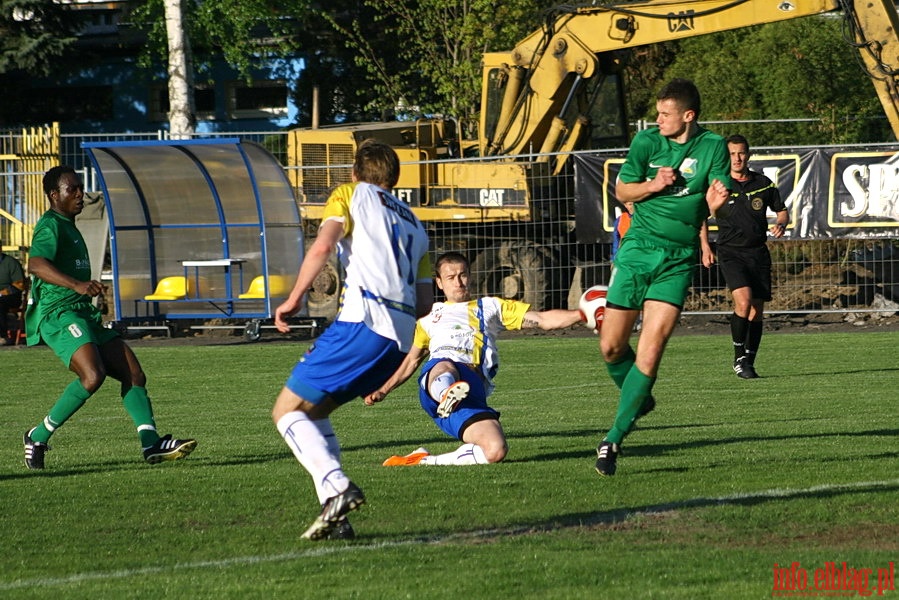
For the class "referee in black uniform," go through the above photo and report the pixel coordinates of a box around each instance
[714,134,788,379]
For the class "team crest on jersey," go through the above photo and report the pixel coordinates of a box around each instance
[680,157,697,178]
[752,197,764,211]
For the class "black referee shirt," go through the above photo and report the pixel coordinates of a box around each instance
[716,171,786,248]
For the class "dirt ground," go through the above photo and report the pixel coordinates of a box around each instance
[3,311,896,352]
[5,287,897,351]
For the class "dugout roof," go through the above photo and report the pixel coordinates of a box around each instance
[83,138,303,321]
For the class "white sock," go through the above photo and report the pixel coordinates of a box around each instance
[428,372,456,402]
[419,443,489,466]
[276,411,349,499]
[314,418,341,461]
[312,418,343,504]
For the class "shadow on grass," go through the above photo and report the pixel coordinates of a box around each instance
[375,477,899,544]
[754,366,899,379]
[620,427,899,458]
[542,477,899,533]
[0,451,289,482]
[334,477,899,546]
[511,427,899,463]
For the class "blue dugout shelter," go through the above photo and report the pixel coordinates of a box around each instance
[83,138,305,330]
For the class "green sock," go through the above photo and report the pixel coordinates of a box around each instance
[605,368,655,445]
[122,386,160,447]
[605,347,636,389]
[31,380,92,444]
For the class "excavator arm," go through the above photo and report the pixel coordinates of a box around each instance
[484,0,899,165]
[840,0,899,138]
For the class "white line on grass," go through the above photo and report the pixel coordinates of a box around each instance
[4,477,898,591]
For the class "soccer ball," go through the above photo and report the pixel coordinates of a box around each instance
[579,285,608,332]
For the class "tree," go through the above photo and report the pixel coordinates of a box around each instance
[318,0,558,121]
[131,0,309,133]
[163,0,195,137]
[621,41,680,129]
[659,16,891,145]
[0,0,76,76]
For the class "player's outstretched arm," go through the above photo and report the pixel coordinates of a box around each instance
[364,345,428,406]
[521,309,585,331]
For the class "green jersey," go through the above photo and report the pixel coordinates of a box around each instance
[618,126,731,247]
[25,210,94,344]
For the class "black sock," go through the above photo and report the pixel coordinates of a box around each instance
[730,313,749,361]
[745,320,763,365]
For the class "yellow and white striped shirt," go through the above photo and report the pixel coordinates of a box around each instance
[413,297,529,395]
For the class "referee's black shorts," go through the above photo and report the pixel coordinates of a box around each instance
[716,244,773,301]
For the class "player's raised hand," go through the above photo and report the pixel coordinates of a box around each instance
[706,178,729,215]
[650,167,678,192]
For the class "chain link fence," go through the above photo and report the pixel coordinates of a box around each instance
[27,130,895,321]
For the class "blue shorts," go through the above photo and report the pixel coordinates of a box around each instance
[417,360,500,439]
[286,320,406,405]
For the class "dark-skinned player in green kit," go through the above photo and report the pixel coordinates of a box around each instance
[23,165,196,470]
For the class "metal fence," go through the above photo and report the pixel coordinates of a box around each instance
[22,130,895,321]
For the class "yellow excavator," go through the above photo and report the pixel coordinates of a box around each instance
[288,0,899,311]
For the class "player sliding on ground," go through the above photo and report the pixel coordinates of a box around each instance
[365,252,585,466]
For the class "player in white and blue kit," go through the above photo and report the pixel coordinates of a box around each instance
[271,140,433,541]
[365,252,584,466]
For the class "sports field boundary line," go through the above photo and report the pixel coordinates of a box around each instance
[4,477,897,591]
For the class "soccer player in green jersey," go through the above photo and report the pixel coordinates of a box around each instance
[23,166,197,470]
[594,79,731,476]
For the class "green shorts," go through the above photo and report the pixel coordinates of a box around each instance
[39,303,119,367]
[607,236,698,310]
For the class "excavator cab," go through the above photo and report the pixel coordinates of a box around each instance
[479,50,631,168]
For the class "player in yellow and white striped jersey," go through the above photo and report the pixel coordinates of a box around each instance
[366,252,586,466]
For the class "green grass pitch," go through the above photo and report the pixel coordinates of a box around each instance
[1,330,897,599]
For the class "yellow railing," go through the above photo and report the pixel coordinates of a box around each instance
[0,123,60,260]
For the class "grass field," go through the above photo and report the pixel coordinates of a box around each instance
[1,329,898,599]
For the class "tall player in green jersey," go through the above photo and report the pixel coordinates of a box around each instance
[23,166,196,470]
[594,79,731,476]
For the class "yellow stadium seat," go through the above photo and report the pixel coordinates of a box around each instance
[268,275,293,297]
[238,275,293,299]
[144,276,189,301]
[238,276,265,299]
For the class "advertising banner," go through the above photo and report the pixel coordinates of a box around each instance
[574,146,899,242]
